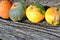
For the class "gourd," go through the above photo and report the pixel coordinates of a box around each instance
[0,0,12,19]
[45,6,60,26]
[26,3,45,23]
[9,2,26,21]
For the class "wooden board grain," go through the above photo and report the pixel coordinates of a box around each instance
[0,18,60,40]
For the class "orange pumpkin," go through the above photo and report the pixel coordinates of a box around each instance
[0,0,12,19]
[2,0,10,1]
[45,6,60,26]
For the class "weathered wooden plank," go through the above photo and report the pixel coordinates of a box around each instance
[0,19,60,40]
[12,0,60,6]
[0,18,60,40]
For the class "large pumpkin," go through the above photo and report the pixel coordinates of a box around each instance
[9,2,26,21]
[0,0,12,19]
[26,3,45,23]
[45,6,60,26]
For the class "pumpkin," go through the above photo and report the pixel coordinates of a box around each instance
[9,2,26,21]
[0,0,12,19]
[2,0,10,1]
[45,6,60,26]
[26,3,45,23]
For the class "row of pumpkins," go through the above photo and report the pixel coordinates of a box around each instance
[0,0,60,26]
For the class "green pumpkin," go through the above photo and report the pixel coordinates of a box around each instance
[9,2,26,21]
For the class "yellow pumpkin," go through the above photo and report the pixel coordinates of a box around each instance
[26,3,45,23]
[45,6,60,26]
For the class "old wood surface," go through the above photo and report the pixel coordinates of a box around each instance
[0,0,60,40]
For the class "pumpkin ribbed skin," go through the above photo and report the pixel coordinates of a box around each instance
[0,0,12,19]
[26,3,45,23]
[9,2,26,21]
[45,6,60,26]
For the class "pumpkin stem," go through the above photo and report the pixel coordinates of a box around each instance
[56,8,59,11]
[14,4,17,7]
[31,7,33,9]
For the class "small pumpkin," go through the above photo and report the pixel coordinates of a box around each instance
[0,0,12,19]
[26,3,45,23]
[45,6,60,26]
[9,2,26,21]
[2,0,10,1]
